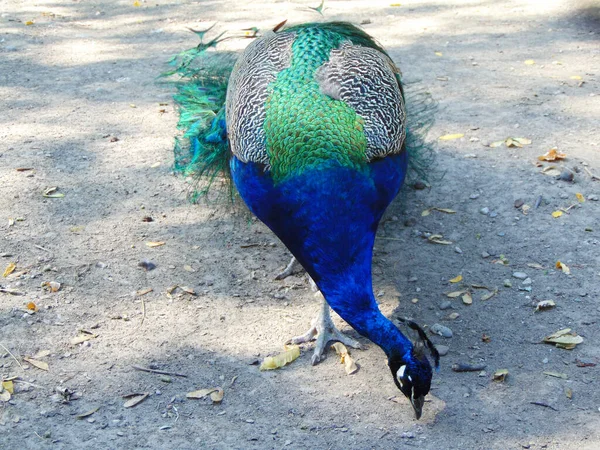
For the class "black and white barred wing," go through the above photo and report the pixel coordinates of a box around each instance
[226,31,296,165]
[315,41,407,161]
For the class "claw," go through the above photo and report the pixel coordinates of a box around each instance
[275,256,302,280]
[288,298,361,365]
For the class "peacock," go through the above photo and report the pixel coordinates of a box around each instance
[167,21,439,419]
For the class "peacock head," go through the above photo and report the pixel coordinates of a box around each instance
[388,319,440,419]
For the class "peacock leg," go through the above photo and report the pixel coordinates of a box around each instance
[287,295,362,366]
[275,256,302,280]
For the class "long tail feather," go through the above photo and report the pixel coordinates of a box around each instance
[162,29,236,202]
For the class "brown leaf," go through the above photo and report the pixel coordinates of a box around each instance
[3,262,16,278]
[493,369,509,382]
[535,300,556,312]
[461,292,473,305]
[23,357,49,371]
[538,148,566,161]
[428,235,453,245]
[75,406,101,419]
[331,342,359,375]
[480,289,498,301]
[145,241,165,248]
[2,380,14,394]
[543,371,568,379]
[123,393,149,408]
[186,387,224,403]
[259,346,300,371]
[136,288,153,297]
[26,302,38,312]
[71,333,97,345]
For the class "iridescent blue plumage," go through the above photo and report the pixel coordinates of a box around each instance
[169,21,438,419]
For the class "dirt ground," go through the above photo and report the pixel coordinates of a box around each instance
[1,0,599,449]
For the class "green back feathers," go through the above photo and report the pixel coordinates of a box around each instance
[264,26,369,181]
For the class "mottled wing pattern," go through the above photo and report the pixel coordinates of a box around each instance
[315,41,406,160]
[226,31,296,164]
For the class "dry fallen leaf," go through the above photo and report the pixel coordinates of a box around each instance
[538,148,566,161]
[434,51,443,56]
[555,261,570,275]
[447,312,460,320]
[427,235,453,245]
[552,211,563,218]
[461,292,473,305]
[570,75,582,80]
[43,186,65,198]
[71,333,98,346]
[535,300,556,312]
[146,241,166,248]
[524,59,535,65]
[3,262,16,278]
[183,265,195,272]
[480,289,498,301]
[527,263,544,269]
[576,193,585,203]
[26,302,38,312]
[449,275,463,284]
[0,389,10,402]
[543,371,568,379]
[543,328,583,349]
[565,387,573,399]
[505,137,532,148]
[33,350,51,359]
[123,393,149,408]
[2,380,14,394]
[259,345,300,371]
[331,342,359,375]
[447,290,466,298]
[481,334,491,343]
[75,406,101,419]
[42,281,61,292]
[23,357,49,371]
[493,369,509,382]
[438,133,464,141]
[489,140,504,148]
[133,0,141,6]
[186,387,224,403]
[25,20,35,25]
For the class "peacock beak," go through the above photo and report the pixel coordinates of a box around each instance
[411,395,425,420]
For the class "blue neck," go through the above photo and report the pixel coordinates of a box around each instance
[230,152,412,359]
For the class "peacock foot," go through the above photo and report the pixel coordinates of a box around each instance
[286,298,362,365]
[275,256,302,280]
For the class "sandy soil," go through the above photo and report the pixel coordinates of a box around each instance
[1,1,599,449]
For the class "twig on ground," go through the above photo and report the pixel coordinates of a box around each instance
[583,166,600,181]
[132,365,187,378]
[530,401,558,411]
[0,343,23,370]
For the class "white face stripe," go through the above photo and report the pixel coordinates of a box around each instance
[396,365,406,380]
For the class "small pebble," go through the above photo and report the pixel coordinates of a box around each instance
[489,212,498,218]
[559,192,569,199]
[454,246,462,254]
[430,323,453,338]
[480,207,490,215]
[497,231,505,237]
[436,345,449,356]
[512,272,528,280]
[404,217,417,227]
[439,300,452,310]
[522,277,532,285]
[408,276,418,282]
[481,251,490,258]
[504,279,512,288]
[401,432,415,439]
[413,181,427,190]
[557,170,574,182]
[588,194,599,201]
[469,193,480,200]
[514,199,524,208]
